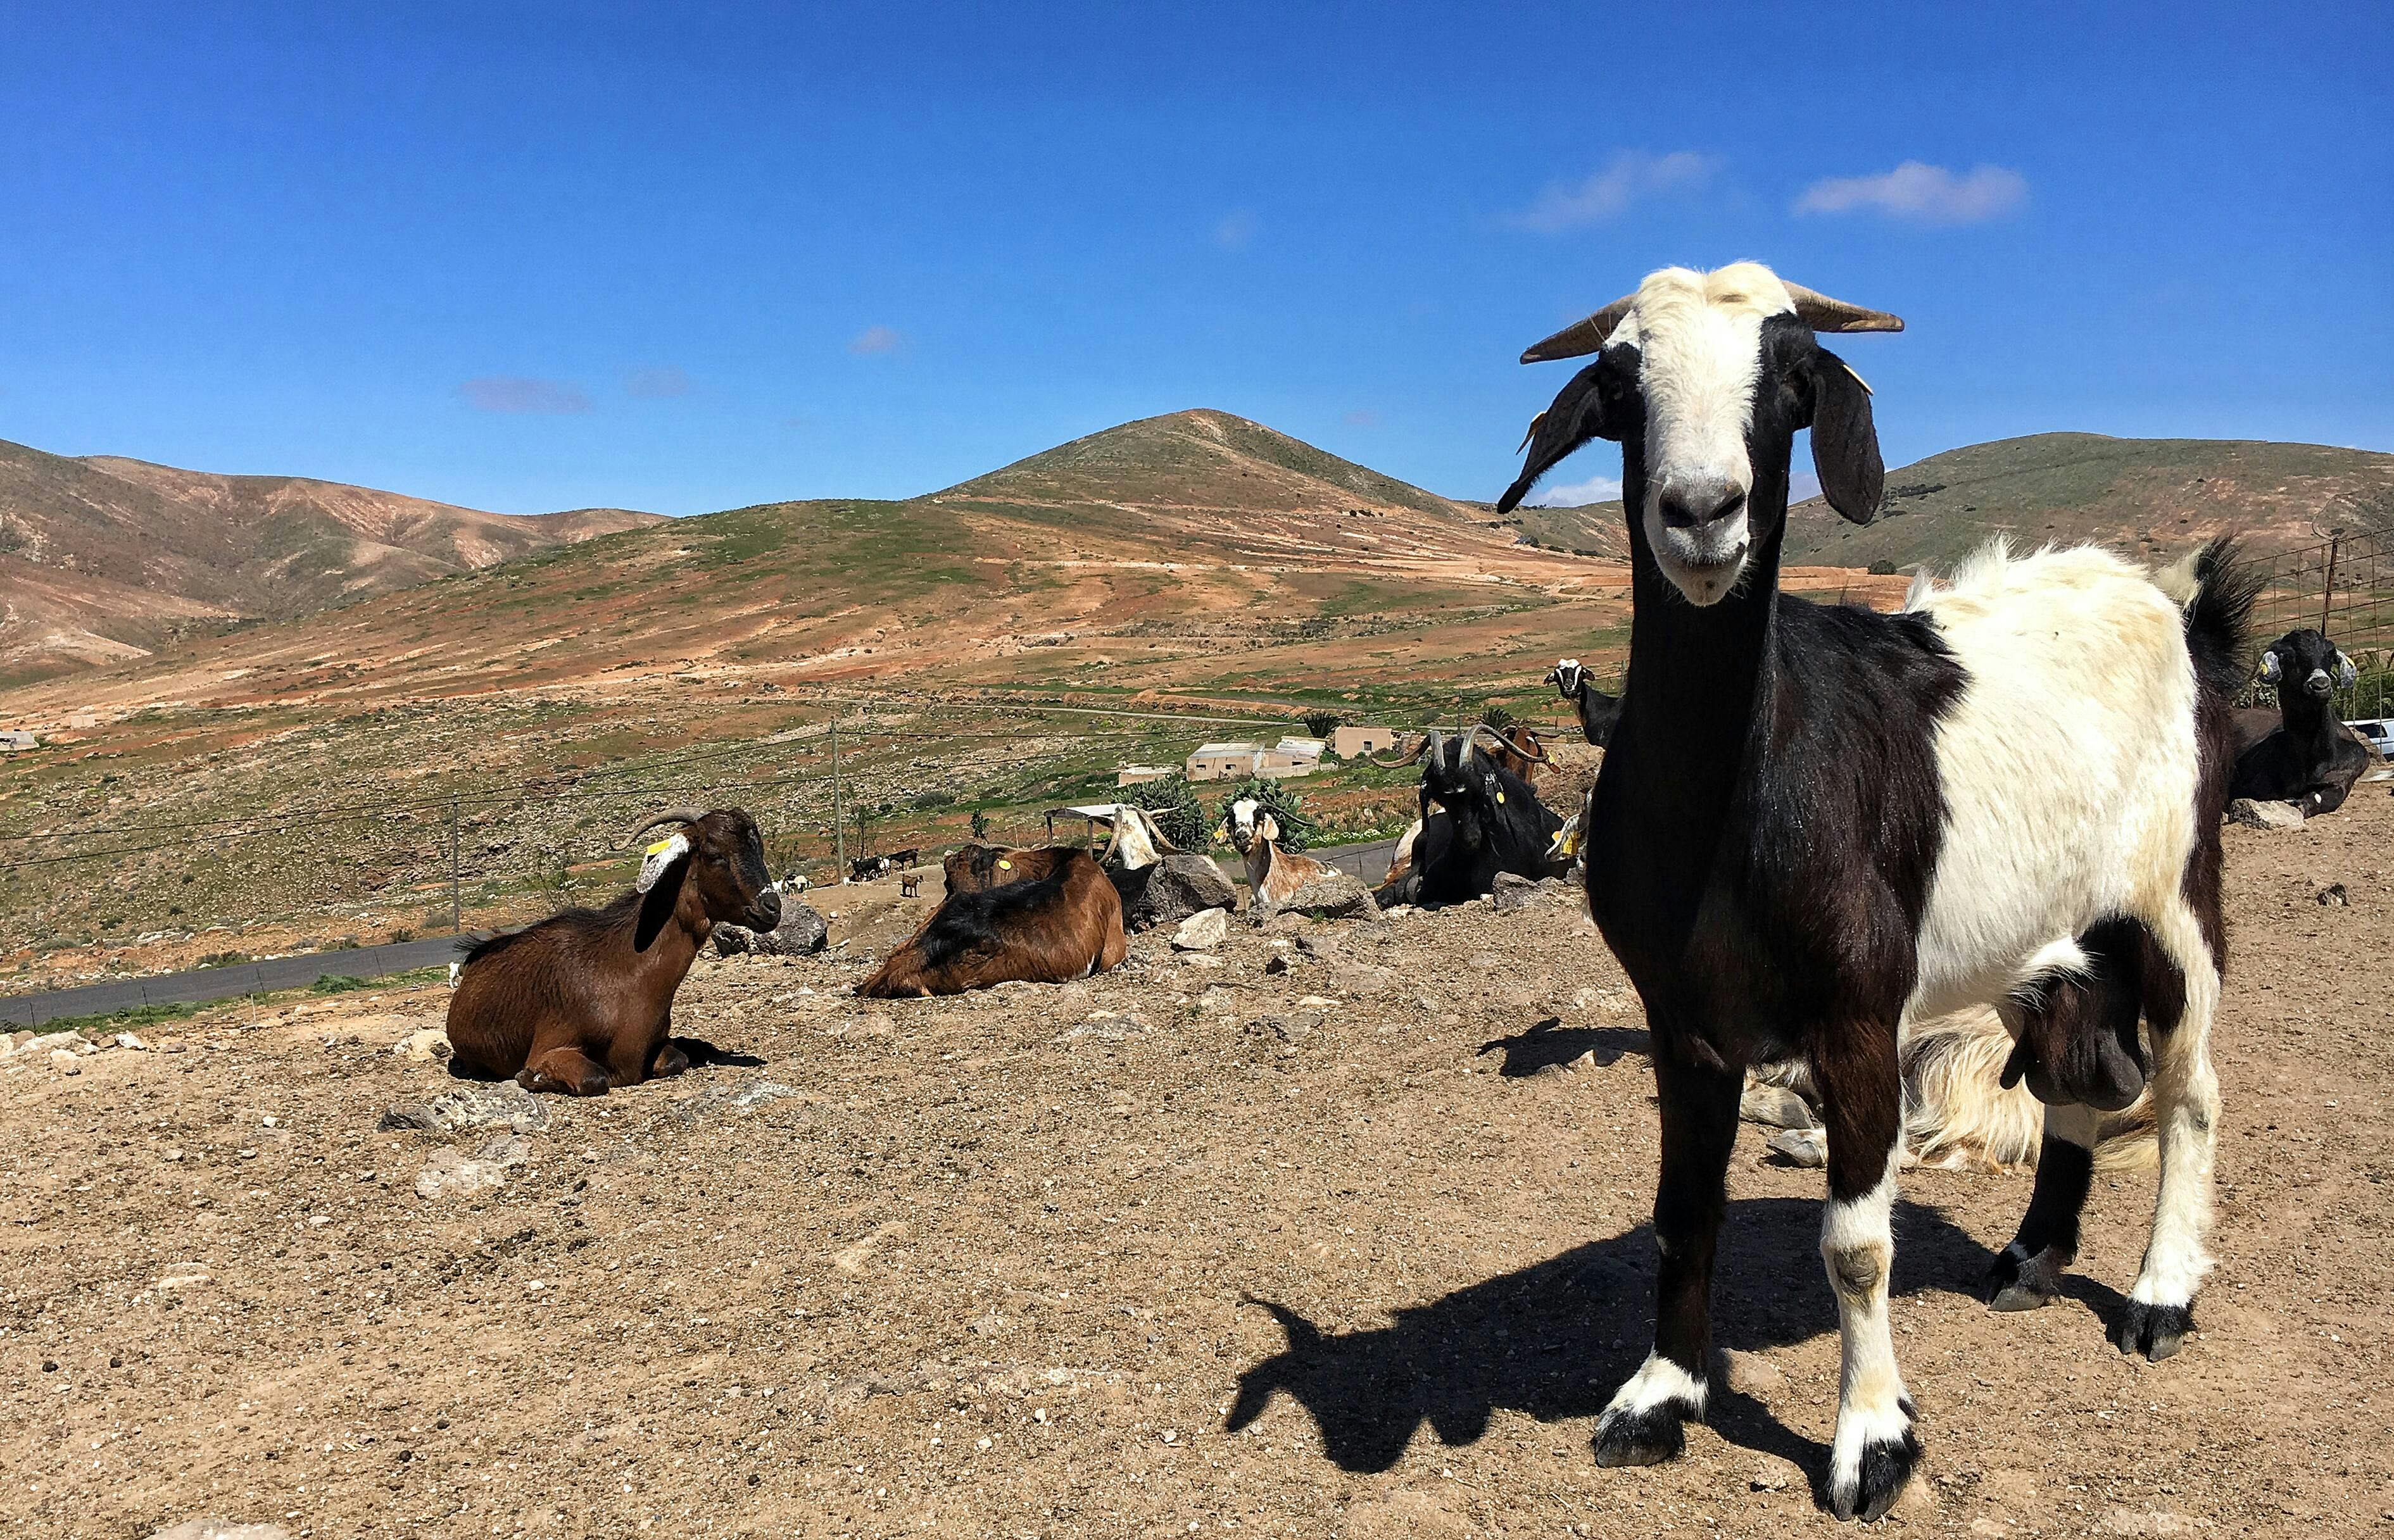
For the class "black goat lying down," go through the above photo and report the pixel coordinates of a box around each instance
[2228,628,2371,817]
[1373,727,1567,907]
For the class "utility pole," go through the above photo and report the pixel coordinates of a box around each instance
[449,794,462,934]
[831,713,846,873]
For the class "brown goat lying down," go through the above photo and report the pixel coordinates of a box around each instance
[861,846,1125,997]
[941,843,1078,895]
[446,807,781,1095]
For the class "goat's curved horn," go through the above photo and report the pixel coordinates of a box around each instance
[1521,296,1638,364]
[1461,723,1508,759]
[629,806,710,844]
[1423,729,1447,770]
[1370,733,1430,768]
[1508,727,1551,764]
[1780,282,1905,335]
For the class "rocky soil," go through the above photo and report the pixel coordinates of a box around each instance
[2,792,2390,1538]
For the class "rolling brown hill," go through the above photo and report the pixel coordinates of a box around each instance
[0,435,662,685]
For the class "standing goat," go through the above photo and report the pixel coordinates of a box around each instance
[1499,263,2256,1520]
[2227,628,2369,816]
[446,808,780,1095]
[1546,658,1625,747]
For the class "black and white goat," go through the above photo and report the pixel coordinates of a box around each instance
[2227,629,2370,817]
[1499,263,2256,1522]
[1546,658,1625,747]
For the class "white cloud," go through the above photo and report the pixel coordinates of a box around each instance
[847,325,905,356]
[624,366,694,399]
[1528,473,1623,508]
[1213,210,1259,251]
[1510,151,1715,234]
[460,376,591,414]
[1793,161,2027,225]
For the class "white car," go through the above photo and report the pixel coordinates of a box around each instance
[2348,718,2393,758]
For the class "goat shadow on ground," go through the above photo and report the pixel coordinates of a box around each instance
[442,1035,762,1082]
[1228,1197,1991,1500]
[1476,1018,1649,1076]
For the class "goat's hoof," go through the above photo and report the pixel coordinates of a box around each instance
[2112,1299,2193,1361]
[1592,1405,1687,1467]
[1830,1425,1921,1523]
[1979,1245,2060,1312]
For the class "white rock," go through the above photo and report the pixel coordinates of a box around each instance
[51,1050,80,1075]
[146,1524,294,1540]
[395,1027,452,1062]
[1171,909,1230,953]
[6,1030,85,1061]
[115,1032,149,1051]
[414,1135,531,1201]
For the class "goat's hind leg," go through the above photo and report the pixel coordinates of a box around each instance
[1814,1025,1919,1523]
[1982,1103,2101,1311]
[1593,1051,1740,1468]
[2115,910,2219,1362]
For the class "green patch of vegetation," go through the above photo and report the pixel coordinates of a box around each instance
[309,974,374,994]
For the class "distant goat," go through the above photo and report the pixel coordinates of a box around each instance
[2228,629,2370,817]
[446,807,780,1095]
[1546,658,1625,747]
[859,848,1125,996]
[1223,798,1375,920]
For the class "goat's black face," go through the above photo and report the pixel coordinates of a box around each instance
[682,809,781,930]
[1418,741,1485,812]
[2259,628,2355,703]
[1499,266,1889,607]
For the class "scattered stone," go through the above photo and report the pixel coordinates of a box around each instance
[115,1032,149,1051]
[671,1080,800,1127]
[414,1136,531,1201]
[1260,867,1378,922]
[714,900,830,957]
[1567,1049,1598,1072]
[5,1030,85,1061]
[146,1520,294,1540]
[377,1082,550,1136]
[1740,1084,1818,1130]
[1112,853,1238,933]
[2227,798,2305,830]
[1262,955,1288,975]
[395,1028,452,1062]
[1766,1127,1828,1168]
[2316,882,2348,906]
[1748,1453,1802,1492]
[1489,872,1544,913]
[1171,909,1230,953]
[51,1050,81,1075]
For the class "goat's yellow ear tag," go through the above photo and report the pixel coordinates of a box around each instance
[645,838,676,856]
[997,858,1012,870]
[1497,791,1506,804]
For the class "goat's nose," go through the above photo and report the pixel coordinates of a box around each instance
[757,889,784,923]
[1656,479,1746,531]
[2306,668,2334,696]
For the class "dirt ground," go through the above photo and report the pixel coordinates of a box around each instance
[3,791,2390,1540]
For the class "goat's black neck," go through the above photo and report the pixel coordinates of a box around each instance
[2276,691,2345,755]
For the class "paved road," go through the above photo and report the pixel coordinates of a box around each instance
[1,837,1405,1031]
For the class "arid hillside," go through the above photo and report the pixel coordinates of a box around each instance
[0,435,661,685]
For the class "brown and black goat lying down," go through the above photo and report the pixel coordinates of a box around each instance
[858,845,1126,997]
[446,807,781,1095]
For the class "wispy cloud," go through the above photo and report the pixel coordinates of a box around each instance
[460,376,591,415]
[624,366,694,399]
[1213,210,1259,251]
[847,325,905,356]
[1510,151,1715,234]
[1528,473,1623,508]
[1342,408,1382,429]
[1794,161,2027,225]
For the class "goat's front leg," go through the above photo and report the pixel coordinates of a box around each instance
[1594,1049,1740,1467]
[1813,1024,1919,1522]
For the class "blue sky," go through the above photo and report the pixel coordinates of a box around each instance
[2,2,2388,515]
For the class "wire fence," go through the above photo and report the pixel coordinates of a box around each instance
[2246,527,2394,723]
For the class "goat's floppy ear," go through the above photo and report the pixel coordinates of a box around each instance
[2259,648,2283,685]
[2337,650,2358,687]
[636,833,690,893]
[1259,813,1281,844]
[1809,347,1884,524]
[1497,360,1623,515]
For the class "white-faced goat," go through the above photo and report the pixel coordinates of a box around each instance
[1499,263,2257,1521]
[2227,628,2370,816]
[1221,798,1372,920]
[1547,658,1625,747]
